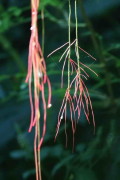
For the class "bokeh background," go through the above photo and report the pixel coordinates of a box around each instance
[0,0,120,179]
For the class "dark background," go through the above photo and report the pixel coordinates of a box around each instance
[0,0,120,179]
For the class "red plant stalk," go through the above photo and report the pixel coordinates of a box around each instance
[25,0,52,179]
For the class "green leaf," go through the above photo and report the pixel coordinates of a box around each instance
[52,155,74,175]
[22,169,35,179]
[40,0,64,9]
[41,145,63,160]
[10,150,27,159]
[74,168,97,180]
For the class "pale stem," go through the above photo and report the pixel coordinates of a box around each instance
[75,0,80,75]
[41,9,45,54]
[68,0,71,89]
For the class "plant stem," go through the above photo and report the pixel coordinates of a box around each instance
[68,0,71,90]
[41,9,45,54]
[37,112,42,180]
[75,0,80,75]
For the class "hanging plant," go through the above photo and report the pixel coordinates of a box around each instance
[26,0,51,179]
[48,0,97,150]
[26,0,97,179]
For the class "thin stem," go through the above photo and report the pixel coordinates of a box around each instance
[36,85,41,178]
[75,0,80,75]
[33,62,42,179]
[37,115,42,180]
[34,125,39,180]
[41,9,45,54]
[68,0,71,89]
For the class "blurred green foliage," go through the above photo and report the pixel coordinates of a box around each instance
[0,0,120,180]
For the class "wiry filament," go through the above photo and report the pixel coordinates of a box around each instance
[47,42,69,58]
[55,89,76,149]
[26,0,52,149]
[53,53,97,148]
[26,0,52,180]
[78,46,96,61]
[47,41,97,148]
[47,0,97,149]
[69,58,96,127]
